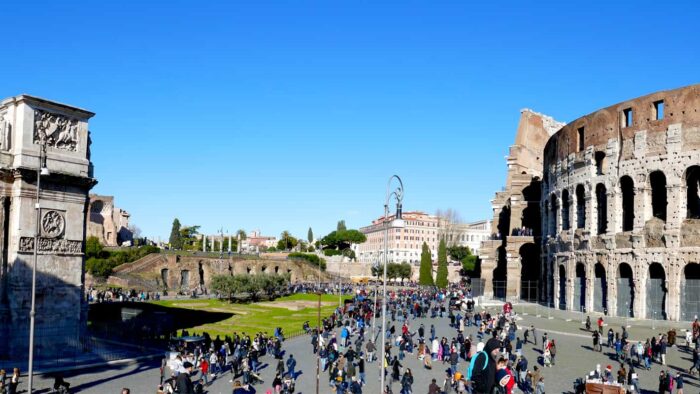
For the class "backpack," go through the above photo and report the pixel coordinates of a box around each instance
[467,351,489,392]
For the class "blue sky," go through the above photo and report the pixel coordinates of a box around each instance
[2,1,699,241]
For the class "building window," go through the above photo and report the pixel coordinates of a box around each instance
[596,183,607,234]
[650,171,667,222]
[576,184,586,229]
[653,100,664,120]
[622,108,633,128]
[577,127,585,152]
[595,151,606,176]
[620,175,635,231]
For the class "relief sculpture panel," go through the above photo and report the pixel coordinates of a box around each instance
[34,109,79,151]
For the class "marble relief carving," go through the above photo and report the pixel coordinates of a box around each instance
[34,109,79,151]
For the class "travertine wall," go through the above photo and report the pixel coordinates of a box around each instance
[542,84,700,321]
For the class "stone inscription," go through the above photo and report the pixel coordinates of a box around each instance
[34,110,79,151]
[19,237,82,255]
[41,210,65,239]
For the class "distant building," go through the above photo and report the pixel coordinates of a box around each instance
[87,194,132,246]
[451,220,492,256]
[356,211,440,265]
[245,229,277,249]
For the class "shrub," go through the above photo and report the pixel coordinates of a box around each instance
[323,249,341,257]
[288,252,327,271]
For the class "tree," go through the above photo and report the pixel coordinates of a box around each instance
[86,236,104,258]
[307,227,314,243]
[436,208,462,247]
[418,242,434,286]
[448,245,472,262]
[237,229,247,240]
[278,231,298,250]
[337,220,347,232]
[398,262,412,284]
[321,230,366,251]
[169,218,182,249]
[436,239,448,288]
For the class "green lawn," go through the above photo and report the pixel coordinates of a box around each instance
[151,294,350,338]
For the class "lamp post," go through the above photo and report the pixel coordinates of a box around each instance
[28,136,50,393]
[380,175,404,393]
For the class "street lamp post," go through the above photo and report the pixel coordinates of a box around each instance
[380,175,404,393]
[28,136,50,394]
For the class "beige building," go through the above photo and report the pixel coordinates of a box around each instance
[356,211,440,265]
[87,194,132,246]
[451,220,492,256]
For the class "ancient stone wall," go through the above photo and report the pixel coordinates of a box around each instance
[542,84,700,321]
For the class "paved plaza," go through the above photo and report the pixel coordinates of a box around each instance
[18,299,700,393]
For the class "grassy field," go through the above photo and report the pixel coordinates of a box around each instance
[151,293,350,338]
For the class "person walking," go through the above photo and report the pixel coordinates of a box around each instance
[7,369,18,394]
[535,377,545,394]
[286,354,297,378]
[175,362,195,394]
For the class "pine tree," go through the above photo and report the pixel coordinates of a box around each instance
[418,242,434,286]
[337,220,347,232]
[307,227,314,243]
[169,218,182,249]
[436,239,448,288]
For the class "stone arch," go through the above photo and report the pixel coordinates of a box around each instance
[497,205,511,238]
[246,266,252,274]
[620,176,635,231]
[161,268,169,289]
[593,262,607,313]
[261,265,268,274]
[574,262,586,312]
[198,262,205,286]
[180,270,190,290]
[576,184,586,229]
[596,183,607,234]
[647,263,667,320]
[274,266,280,274]
[558,264,567,310]
[561,189,570,231]
[522,181,541,235]
[594,151,606,176]
[617,263,634,317]
[549,193,558,235]
[685,166,700,219]
[649,171,668,222]
[682,263,700,321]
[519,243,540,301]
[493,246,507,300]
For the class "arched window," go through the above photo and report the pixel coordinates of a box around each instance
[686,166,700,219]
[561,189,570,230]
[620,176,635,231]
[576,185,586,229]
[650,171,667,222]
[596,183,607,234]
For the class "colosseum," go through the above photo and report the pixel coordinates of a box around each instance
[480,84,700,322]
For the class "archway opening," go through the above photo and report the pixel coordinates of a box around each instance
[493,246,507,300]
[620,176,635,231]
[497,205,510,238]
[596,184,607,234]
[180,270,190,291]
[594,263,607,313]
[558,265,567,310]
[647,263,667,320]
[198,262,205,286]
[519,243,540,302]
[686,166,700,219]
[595,151,606,176]
[561,189,570,231]
[683,263,700,321]
[574,263,586,312]
[549,194,558,235]
[576,185,586,229]
[650,171,667,222]
[161,268,169,289]
[617,263,634,317]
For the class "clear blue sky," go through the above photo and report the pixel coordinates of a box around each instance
[2,1,699,241]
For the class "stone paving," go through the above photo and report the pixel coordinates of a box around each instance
[17,300,700,393]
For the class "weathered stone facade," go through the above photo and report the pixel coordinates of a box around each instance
[0,95,96,362]
[479,109,564,300]
[87,194,131,246]
[542,84,700,321]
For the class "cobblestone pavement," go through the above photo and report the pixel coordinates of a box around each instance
[17,301,700,393]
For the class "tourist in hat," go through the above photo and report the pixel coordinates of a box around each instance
[175,361,195,394]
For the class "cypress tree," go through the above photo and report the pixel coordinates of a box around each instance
[169,218,182,249]
[436,238,448,288]
[419,242,434,286]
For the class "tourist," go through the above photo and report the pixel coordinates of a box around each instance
[468,338,499,394]
[286,354,297,378]
[400,368,413,394]
[175,362,195,394]
[495,357,514,394]
[585,315,591,331]
[7,368,18,394]
[428,378,440,394]
[534,377,545,394]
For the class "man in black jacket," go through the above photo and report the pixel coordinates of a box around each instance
[175,362,195,394]
[469,338,499,394]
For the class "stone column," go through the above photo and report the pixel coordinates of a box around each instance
[633,270,647,319]
[607,189,617,235]
[553,260,561,309]
[481,257,494,299]
[586,262,595,313]
[228,235,232,253]
[635,186,649,232]
[203,235,207,252]
[584,188,594,234]
[608,261,618,317]
[567,261,576,312]
[666,181,683,230]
